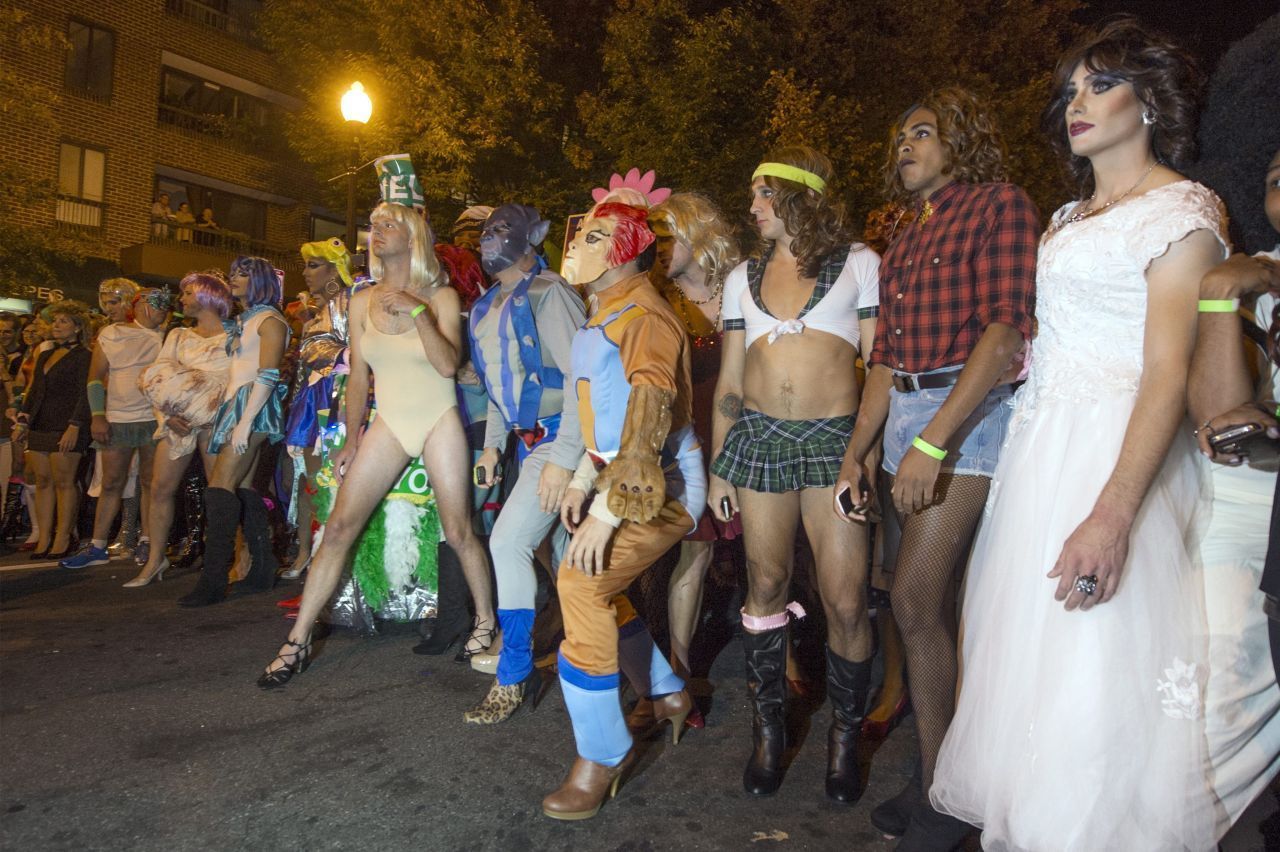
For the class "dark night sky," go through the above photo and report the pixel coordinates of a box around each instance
[1081,0,1278,69]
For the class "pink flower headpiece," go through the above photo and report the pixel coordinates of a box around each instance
[590,168,671,208]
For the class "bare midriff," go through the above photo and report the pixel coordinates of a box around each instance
[742,330,859,421]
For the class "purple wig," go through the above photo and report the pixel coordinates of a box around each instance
[229,256,283,307]
[180,271,233,319]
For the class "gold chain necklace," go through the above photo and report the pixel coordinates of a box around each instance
[1053,162,1157,234]
[670,275,723,332]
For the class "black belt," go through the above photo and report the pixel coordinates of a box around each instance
[891,370,962,393]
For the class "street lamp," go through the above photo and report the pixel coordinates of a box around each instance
[340,82,372,254]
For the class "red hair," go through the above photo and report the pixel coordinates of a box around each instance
[435,243,486,309]
[592,202,656,267]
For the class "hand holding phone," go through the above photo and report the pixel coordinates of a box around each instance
[473,464,488,487]
[1209,421,1279,465]
[720,496,733,521]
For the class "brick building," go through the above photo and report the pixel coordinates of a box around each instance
[6,0,343,305]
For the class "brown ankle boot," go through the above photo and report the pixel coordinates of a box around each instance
[542,752,635,820]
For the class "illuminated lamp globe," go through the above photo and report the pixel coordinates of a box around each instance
[341,82,372,124]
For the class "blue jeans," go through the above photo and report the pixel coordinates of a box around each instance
[882,372,1013,479]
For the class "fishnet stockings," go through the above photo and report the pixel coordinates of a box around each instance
[887,473,990,790]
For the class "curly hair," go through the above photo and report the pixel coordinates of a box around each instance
[650,193,741,291]
[882,87,1009,208]
[756,146,853,278]
[1194,13,1280,254]
[47,299,93,344]
[1043,17,1202,198]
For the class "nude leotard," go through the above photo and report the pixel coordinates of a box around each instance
[361,292,456,455]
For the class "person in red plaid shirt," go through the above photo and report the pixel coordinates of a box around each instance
[835,87,1039,848]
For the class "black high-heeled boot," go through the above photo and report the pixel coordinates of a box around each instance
[235,487,277,593]
[414,542,472,655]
[178,487,239,607]
[169,468,206,569]
[742,625,788,796]
[872,756,924,837]
[825,646,872,804]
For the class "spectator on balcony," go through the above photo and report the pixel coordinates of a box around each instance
[152,193,175,239]
[174,203,196,243]
[195,207,218,247]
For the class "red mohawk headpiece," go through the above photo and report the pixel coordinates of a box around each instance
[591,202,656,267]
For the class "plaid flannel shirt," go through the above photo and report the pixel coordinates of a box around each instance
[870,181,1039,373]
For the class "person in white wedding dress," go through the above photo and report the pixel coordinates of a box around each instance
[930,19,1229,852]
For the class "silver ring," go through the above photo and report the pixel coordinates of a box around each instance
[1074,574,1099,596]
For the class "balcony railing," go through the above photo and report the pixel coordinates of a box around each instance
[149,218,300,276]
[158,104,288,159]
[163,0,261,43]
[56,196,105,229]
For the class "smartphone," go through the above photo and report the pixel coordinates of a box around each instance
[1209,422,1278,463]
[720,496,733,520]
[473,464,488,487]
[836,486,857,517]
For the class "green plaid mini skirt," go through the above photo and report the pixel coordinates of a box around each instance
[711,408,855,493]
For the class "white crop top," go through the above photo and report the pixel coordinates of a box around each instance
[722,243,880,350]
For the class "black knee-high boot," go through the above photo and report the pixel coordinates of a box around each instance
[236,487,277,593]
[825,646,871,803]
[742,626,788,796]
[170,468,206,569]
[177,487,239,607]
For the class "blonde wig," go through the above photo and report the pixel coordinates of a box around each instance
[650,193,741,290]
[368,202,447,292]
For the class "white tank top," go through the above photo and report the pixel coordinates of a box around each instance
[224,308,285,400]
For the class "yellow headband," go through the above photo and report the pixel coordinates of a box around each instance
[753,162,826,193]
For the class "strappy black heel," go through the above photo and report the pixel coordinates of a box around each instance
[257,638,312,690]
[454,617,498,663]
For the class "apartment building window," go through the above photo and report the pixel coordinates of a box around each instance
[158,66,280,148]
[154,177,266,243]
[164,0,262,41]
[57,143,106,229]
[64,20,114,101]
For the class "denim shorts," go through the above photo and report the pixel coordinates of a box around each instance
[882,371,1013,479]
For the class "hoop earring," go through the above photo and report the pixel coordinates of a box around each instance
[323,279,341,298]
[1141,107,1157,126]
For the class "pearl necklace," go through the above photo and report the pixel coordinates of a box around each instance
[1052,162,1157,234]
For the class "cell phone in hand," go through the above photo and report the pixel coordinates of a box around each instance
[720,496,733,520]
[836,486,857,517]
[473,464,488,487]
[1209,422,1279,464]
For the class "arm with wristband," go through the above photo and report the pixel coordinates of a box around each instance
[86,343,111,444]
[1189,253,1280,463]
[890,186,1039,515]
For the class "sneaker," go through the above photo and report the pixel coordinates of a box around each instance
[60,545,110,570]
[134,540,150,567]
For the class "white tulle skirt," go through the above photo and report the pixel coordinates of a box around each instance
[931,391,1218,852]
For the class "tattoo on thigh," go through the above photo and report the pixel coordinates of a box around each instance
[718,393,743,421]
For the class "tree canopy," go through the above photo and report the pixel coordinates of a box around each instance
[261,0,1090,234]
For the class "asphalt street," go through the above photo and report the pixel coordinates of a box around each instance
[1,552,918,852]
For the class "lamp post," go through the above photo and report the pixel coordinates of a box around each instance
[340,81,372,255]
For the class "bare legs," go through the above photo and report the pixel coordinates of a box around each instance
[289,452,322,573]
[418,408,495,650]
[91,445,155,545]
[132,434,214,584]
[667,539,714,677]
[738,486,871,659]
[49,451,82,553]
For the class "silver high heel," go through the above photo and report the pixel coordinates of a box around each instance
[123,557,170,588]
[281,555,311,580]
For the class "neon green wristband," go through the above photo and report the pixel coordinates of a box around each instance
[410,303,427,319]
[912,435,947,460]
[1197,299,1239,313]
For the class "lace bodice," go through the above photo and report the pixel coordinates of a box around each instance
[1010,181,1227,430]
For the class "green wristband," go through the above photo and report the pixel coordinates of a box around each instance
[1197,299,1239,313]
[912,435,947,460]
[410,303,427,319]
